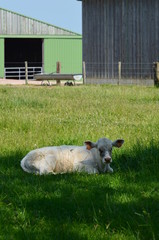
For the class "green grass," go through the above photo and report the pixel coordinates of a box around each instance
[0,84,159,240]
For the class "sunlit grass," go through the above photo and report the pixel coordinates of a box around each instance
[0,84,159,239]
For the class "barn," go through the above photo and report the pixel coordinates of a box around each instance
[78,0,159,85]
[0,8,82,79]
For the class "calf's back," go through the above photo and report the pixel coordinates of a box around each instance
[21,145,95,174]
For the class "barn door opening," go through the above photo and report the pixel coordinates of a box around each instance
[5,38,43,79]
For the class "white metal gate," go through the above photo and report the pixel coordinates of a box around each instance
[4,66,43,80]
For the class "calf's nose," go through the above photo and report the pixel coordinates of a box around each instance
[104,157,111,163]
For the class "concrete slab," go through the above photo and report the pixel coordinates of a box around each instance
[0,79,41,85]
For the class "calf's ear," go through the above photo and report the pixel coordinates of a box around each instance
[112,139,124,148]
[84,141,97,150]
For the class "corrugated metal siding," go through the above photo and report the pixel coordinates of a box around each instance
[0,8,77,35]
[82,0,159,80]
[44,38,82,74]
[0,39,4,78]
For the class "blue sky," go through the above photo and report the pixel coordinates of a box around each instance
[0,0,82,34]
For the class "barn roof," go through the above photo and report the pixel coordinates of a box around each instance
[0,7,80,36]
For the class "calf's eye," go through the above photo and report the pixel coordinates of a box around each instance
[99,149,104,155]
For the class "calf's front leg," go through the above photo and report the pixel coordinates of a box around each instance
[104,164,113,173]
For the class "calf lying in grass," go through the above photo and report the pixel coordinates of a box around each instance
[21,138,124,174]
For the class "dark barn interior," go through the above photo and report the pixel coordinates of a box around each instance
[5,38,43,79]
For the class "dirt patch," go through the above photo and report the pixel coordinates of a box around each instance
[0,79,81,87]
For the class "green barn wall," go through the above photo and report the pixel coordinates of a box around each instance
[0,38,4,78]
[44,38,82,74]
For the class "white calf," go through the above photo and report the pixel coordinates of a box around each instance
[21,138,124,174]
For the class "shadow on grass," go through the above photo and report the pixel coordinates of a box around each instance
[114,140,159,175]
[0,143,159,240]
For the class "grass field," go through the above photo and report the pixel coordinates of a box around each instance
[0,84,159,240]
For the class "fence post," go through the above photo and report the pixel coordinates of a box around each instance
[56,61,61,86]
[118,61,121,85]
[156,62,159,82]
[25,61,28,85]
[83,61,86,84]
[19,68,21,80]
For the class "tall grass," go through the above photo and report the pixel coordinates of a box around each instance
[0,85,159,239]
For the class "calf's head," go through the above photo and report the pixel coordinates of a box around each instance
[85,137,124,165]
